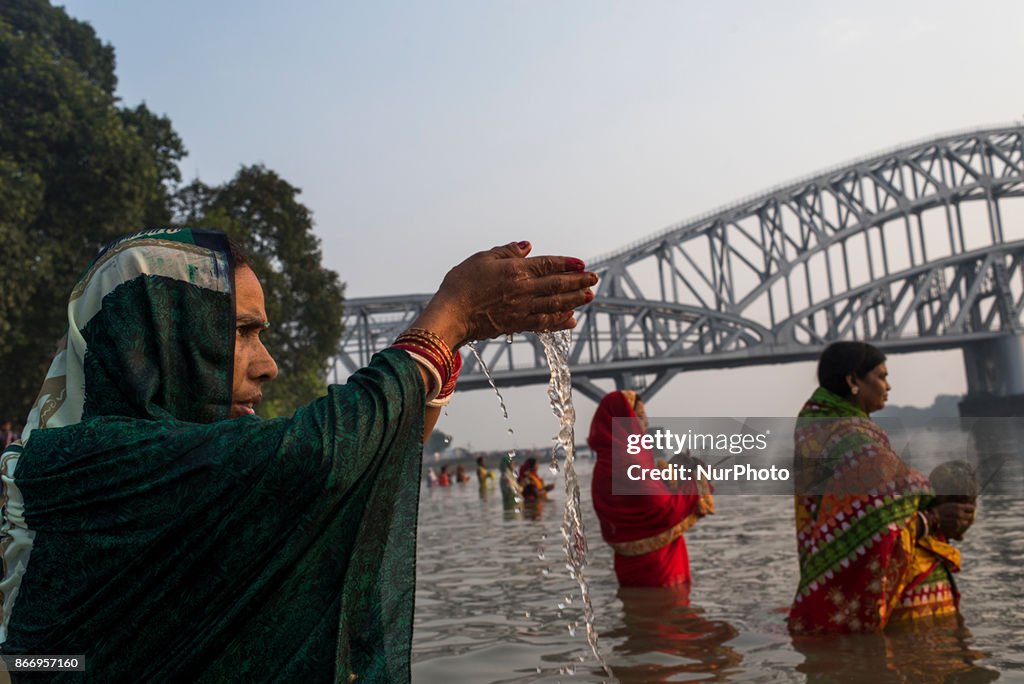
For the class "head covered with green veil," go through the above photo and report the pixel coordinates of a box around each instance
[20,228,236,437]
[1,228,425,682]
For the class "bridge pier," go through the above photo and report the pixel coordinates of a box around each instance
[959,334,1024,416]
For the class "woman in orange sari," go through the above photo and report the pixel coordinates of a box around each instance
[588,390,713,587]
[517,457,554,502]
[789,342,975,633]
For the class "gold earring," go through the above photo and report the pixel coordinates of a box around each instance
[851,386,859,395]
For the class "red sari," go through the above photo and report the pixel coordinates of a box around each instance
[587,391,713,587]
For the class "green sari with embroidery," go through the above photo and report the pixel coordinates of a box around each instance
[788,387,960,633]
[0,229,424,682]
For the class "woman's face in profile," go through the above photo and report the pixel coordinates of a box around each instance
[851,362,890,414]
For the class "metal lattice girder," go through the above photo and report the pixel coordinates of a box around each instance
[779,243,1024,346]
[334,125,1024,399]
[588,124,1024,326]
[331,295,430,384]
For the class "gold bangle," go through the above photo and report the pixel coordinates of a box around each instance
[395,329,454,379]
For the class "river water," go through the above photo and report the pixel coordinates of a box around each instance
[412,423,1024,683]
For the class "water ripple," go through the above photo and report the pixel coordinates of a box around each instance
[414,447,1023,682]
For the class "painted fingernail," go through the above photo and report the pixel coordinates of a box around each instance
[567,257,586,272]
[584,290,594,302]
[516,241,530,250]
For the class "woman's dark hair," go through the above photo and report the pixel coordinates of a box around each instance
[524,457,537,470]
[817,341,886,397]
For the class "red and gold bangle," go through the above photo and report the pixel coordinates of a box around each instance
[392,342,446,381]
[395,329,454,379]
[392,345,443,400]
[428,350,463,407]
[392,328,456,401]
[395,331,453,380]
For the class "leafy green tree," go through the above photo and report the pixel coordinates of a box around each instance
[121,104,187,227]
[1,1,340,422]
[0,0,182,419]
[175,166,346,417]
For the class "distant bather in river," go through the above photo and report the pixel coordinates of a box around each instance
[517,457,554,502]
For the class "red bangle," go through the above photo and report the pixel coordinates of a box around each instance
[392,345,443,399]
[395,329,453,377]
[392,328,456,401]
[433,351,462,402]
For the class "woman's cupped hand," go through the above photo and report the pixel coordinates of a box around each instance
[412,241,598,349]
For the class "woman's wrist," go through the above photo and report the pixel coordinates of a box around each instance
[916,510,930,538]
[917,508,940,538]
[409,296,468,351]
[392,326,457,401]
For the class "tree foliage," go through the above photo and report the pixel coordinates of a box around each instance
[175,168,345,417]
[0,0,345,421]
[0,0,170,418]
[121,104,187,227]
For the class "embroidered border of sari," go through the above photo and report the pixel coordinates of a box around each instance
[609,509,703,557]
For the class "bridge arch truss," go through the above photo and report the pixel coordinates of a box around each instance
[334,125,1024,402]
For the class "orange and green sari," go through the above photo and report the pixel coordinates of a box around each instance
[788,388,960,633]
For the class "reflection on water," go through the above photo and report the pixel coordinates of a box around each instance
[608,584,741,683]
[414,426,1024,682]
[793,616,998,683]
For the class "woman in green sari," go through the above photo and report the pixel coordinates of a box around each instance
[788,341,975,633]
[0,228,596,682]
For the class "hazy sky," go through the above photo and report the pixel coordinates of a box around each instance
[61,1,1024,450]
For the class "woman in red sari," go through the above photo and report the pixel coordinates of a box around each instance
[588,390,713,587]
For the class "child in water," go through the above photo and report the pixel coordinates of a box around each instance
[929,460,979,506]
[926,459,978,542]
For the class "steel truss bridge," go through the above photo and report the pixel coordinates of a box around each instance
[334,125,1024,403]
